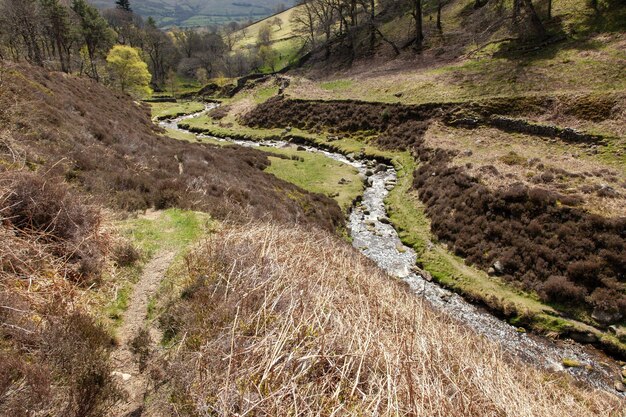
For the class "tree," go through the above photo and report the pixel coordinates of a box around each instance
[40,0,75,72]
[258,44,278,72]
[143,16,178,87]
[0,0,44,65]
[103,7,144,47]
[512,0,546,39]
[115,0,132,12]
[106,44,152,97]
[223,21,242,51]
[72,0,114,80]
[436,0,444,34]
[195,68,208,85]
[291,1,317,49]
[257,22,273,46]
[271,17,283,30]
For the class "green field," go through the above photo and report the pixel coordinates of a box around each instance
[262,146,364,211]
[150,101,205,119]
[231,6,304,72]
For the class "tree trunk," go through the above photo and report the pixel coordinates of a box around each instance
[512,0,521,25]
[521,0,546,38]
[437,0,443,34]
[547,0,552,20]
[369,0,376,52]
[413,0,423,51]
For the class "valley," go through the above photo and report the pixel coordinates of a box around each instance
[0,0,625,415]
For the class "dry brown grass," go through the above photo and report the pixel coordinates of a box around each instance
[162,223,622,416]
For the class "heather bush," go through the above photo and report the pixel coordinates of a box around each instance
[3,172,105,282]
[112,240,142,267]
[540,275,588,304]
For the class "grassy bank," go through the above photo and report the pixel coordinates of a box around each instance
[150,101,205,120]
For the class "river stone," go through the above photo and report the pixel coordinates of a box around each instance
[385,185,394,191]
[297,146,306,151]
[591,308,623,325]
[379,216,391,224]
[568,331,598,344]
[375,164,387,173]
[395,242,406,253]
[365,170,373,177]
[493,260,504,274]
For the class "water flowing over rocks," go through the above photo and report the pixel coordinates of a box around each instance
[161,104,624,395]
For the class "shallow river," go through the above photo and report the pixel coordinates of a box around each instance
[161,105,623,395]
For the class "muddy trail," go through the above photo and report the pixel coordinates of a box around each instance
[161,106,625,396]
[110,250,176,416]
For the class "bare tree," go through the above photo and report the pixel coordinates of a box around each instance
[257,22,273,46]
[0,0,44,65]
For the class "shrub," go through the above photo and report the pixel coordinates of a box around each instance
[540,275,587,304]
[3,172,105,282]
[112,240,141,267]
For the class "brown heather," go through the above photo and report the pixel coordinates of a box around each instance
[161,223,623,416]
[0,62,343,232]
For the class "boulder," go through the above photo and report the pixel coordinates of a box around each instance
[379,216,391,224]
[297,146,306,151]
[493,260,504,274]
[592,308,623,325]
[374,164,387,173]
[568,331,598,344]
[614,382,625,393]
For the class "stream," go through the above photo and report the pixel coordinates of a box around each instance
[161,105,624,395]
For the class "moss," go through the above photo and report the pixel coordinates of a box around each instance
[562,358,583,368]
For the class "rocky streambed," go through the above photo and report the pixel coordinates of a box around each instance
[160,105,625,395]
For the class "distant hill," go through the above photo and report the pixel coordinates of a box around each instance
[88,0,291,28]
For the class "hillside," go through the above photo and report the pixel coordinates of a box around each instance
[1,0,626,413]
[182,0,626,361]
[88,0,284,27]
